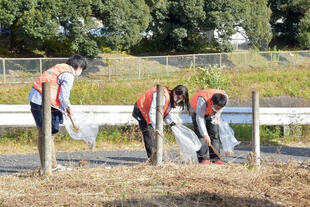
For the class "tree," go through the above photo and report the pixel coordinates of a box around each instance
[54,0,101,57]
[146,0,206,51]
[297,10,310,49]
[0,0,59,52]
[147,0,271,52]
[268,0,310,47]
[94,0,150,50]
[240,0,272,49]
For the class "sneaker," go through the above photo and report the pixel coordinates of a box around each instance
[213,160,224,165]
[200,160,211,165]
[52,164,72,171]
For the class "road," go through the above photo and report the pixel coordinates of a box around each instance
[1,146,310,175]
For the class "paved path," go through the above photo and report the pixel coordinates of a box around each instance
[1,146,309,175]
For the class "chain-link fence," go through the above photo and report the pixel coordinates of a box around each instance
[1,51,310,83]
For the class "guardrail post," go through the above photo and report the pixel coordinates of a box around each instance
[282,125,290,137]
[152,84,164,165]
[42,82,52,175]
[252,91,260,166]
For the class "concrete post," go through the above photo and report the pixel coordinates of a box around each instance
[153,84,164,165]
[252,91,260,166]
[42,82,52,175]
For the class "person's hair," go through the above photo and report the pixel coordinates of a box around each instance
[66,54,87,70]
[171,85,189,111]
[211,93,227,107]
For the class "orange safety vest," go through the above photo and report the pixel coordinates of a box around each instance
[32,64,73,108]
[137,87,171,124]
[190,89,226,115]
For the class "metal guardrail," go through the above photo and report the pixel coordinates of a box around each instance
[1,105,310,127]
[1,51,310,83]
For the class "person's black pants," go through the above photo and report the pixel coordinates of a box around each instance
[191,113,220,162]
[132,104,155,158]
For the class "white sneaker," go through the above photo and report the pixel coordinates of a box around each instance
[52,164,72,171]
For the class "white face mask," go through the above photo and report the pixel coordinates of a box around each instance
[175,99,182,104]
[174,95,183,104]
[212,105,219,112]
[75,70,82,77]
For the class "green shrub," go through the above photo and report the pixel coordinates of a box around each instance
[190,65,227,89]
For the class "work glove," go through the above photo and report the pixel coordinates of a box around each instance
[169,122,176,127]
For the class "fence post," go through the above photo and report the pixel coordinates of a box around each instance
[39,58,42,74]
[2,58,5,83]
[193,54,196,72]
[165,56,169,77]
[219,53,222,68]
[152,84,164,165]
[108,64,111,80]
[42,82,52,175]
[270,52,273,69]
[138,58,141,79]
[252,91,260,166]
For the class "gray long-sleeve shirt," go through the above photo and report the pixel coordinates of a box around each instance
[193,96,224,137]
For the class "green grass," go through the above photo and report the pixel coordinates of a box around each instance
[1,67,310,105]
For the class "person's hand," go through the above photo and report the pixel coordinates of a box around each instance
[204,135,211,146]
[66,107,72,117]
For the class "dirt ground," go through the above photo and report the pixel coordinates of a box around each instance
[0,161,309,207]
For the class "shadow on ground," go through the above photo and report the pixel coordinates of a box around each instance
[101,191,282,207]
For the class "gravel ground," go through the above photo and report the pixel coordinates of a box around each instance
[0,146,309,175]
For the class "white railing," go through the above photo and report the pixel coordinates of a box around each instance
[1,105,310,127]
[1,50,310,83]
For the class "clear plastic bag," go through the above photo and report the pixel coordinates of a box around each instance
[171,125,201,163]
[218,121,240,155]
[64,111,99,149]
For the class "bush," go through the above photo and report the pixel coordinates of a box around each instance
[190,65,227,89]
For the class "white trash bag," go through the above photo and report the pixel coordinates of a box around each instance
[171,125,201,163]
[64,112,99,148]
[218,121,240,155]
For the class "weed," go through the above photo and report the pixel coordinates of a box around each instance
[189,65,226,89]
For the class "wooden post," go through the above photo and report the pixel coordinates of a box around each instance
[153,84,164,165]
[42,82,52,175]
[252,91,260,166]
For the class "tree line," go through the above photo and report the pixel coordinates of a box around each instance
[0,0,309,57]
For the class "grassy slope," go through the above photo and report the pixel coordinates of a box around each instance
[1,67,310,105]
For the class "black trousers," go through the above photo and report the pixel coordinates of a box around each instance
[132,104,155,158]
[191,113,220,162]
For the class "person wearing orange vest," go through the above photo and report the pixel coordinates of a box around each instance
[28,54,87,171]
[132,85,189,158]
[190,89,228,165]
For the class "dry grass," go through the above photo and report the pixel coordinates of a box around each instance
[0,161,309,207]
